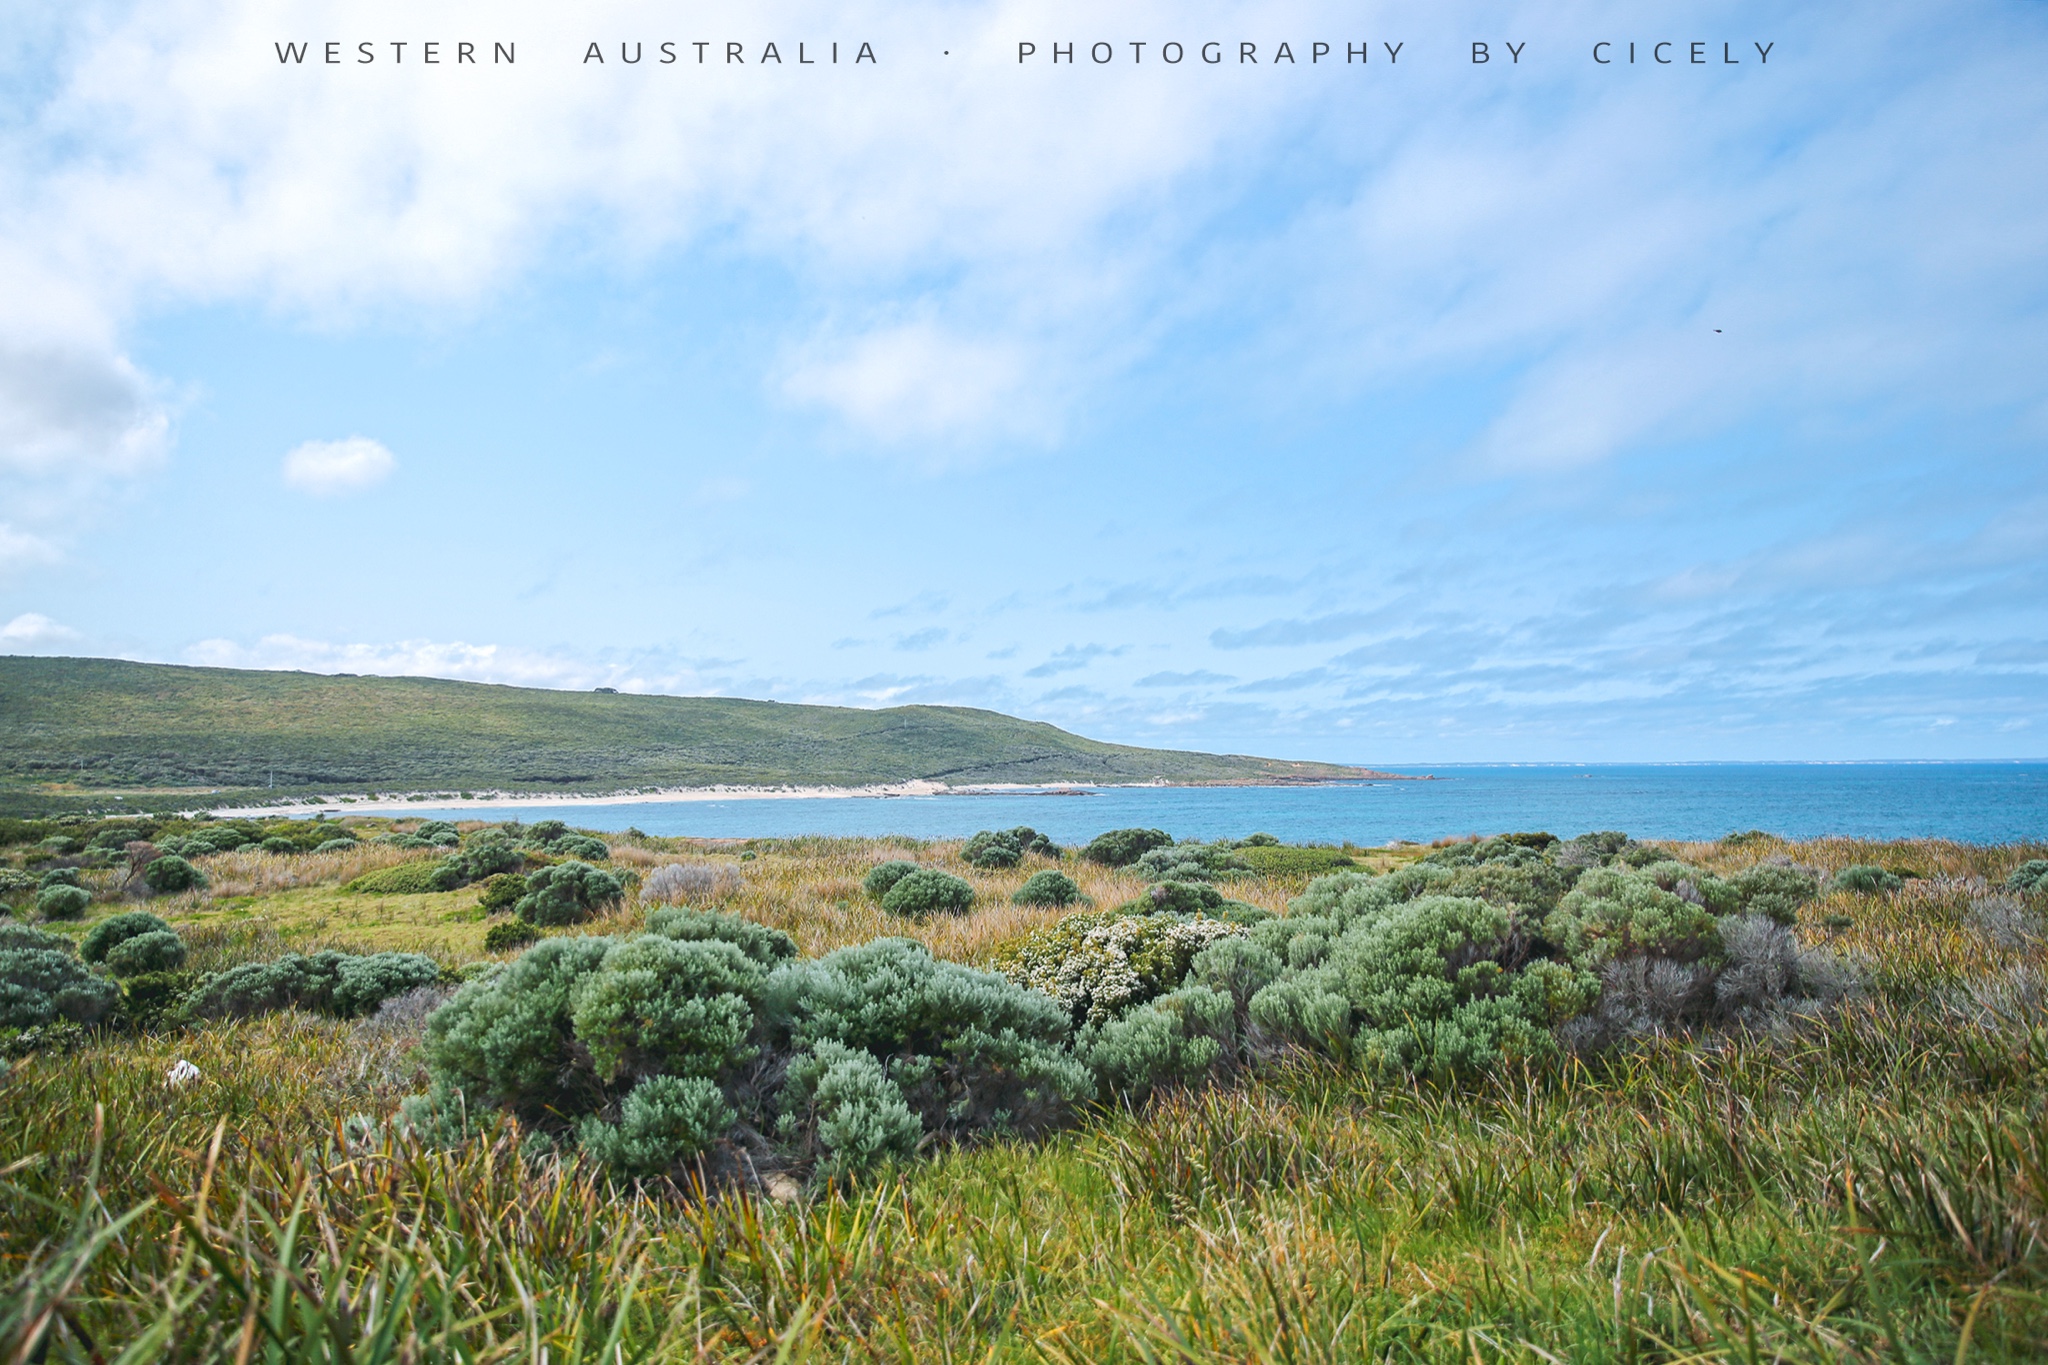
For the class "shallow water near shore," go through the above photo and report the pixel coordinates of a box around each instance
[385,761,2048,844]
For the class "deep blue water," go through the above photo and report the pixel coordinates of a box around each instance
[383,763,2048,846]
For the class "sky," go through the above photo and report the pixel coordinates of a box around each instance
[1,0,2045,764]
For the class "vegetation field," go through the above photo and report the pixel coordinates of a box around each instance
[0,657,1371,813]
[4,813,2048,1362]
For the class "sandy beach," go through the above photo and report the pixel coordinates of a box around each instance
[204,780,1116,818]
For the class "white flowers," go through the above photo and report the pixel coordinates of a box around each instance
[165,1059,201,1088]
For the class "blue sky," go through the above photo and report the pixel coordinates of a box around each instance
[1,0,2045,763]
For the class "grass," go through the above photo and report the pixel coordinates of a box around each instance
[4,828,2048,1360]
[0,656,1371,807]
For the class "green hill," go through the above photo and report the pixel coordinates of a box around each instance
[0,656,1371,809]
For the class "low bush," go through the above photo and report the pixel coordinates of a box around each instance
[105,930,186,978]
[80,911,173,964]
[961,827,1054,870]
[0,868,35,909]
[861,860,920,900]
[482,918,540,953]
[1832,864,1904,895]
[192,950,441,1020]
[142,855,205,895]
[313,837,358,853]
[645,905,798,966]
[36,884,91,921]
[38,868,84,890]
[260,836,298,854]
[1133,842,1248,884]
[552,834,610,862]
[1083,828,1174,868]
[997,908,1245,1028]
[1012,869,1083,907]
[346,858,461,896]
[451,831,523,881]
[1729,860,1820,924]
[477,873,527,915]
[515,860,623,927]
[118,970,196,1026]
[879,869,975,918]
[407,926,1088,1182]
[413,821,461,847]
[1231,844,1357,877]
[2006,860,2048,895]
[0,924,118,1029]
[962,829,1024,870]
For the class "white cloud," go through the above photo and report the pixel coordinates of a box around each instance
[180,632,723,694]
[782,320,1046,448]
[281,437,396,495]
[0,612,80,646]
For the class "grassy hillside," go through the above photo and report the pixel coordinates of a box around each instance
[0,656,1369,802]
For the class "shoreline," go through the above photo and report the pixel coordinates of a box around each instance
[201,775,1424,819]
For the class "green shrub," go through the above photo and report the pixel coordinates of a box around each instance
[414,821,461,847]
[552,834,610,862]
[0,868,35,908]
[879,869,975,918]
[1083,828,1174,868]
[1137,880,1224,915]
[1542,866,1723,966]
[997,907,1244,1027]
[1250,894,1597,1079]
[1012,870,1082,907]
[478,872,527,915]
[410,933,755,1173]
[1231,845,1357,877]
[1730,862,1821,925]
[515,860,622,926]
[777,1039,922,1177]
[962,830,1023,869]
[2009,860,2048,894]
[105,929,186,977]
[260,836,298,854]
[454,832,523,881]
[36,884,91,921]
[118,970,194,1027]
[579,1075,735,1176]
[569,935,766,1083]
[313,837,358,853]
[80,910,173,963]
[0,927,119,1029]
[1081,984,1236,1101]
[142,855,205,895]
[192,950,440,1020]
[764,937,1091,1141]
[644,905,798,967]
[862,860,920,900]
[483,918,540,953]
[527,820,570,846]
[346,858,460,896]
[38,868,84,890]
[1831,864,1903,895]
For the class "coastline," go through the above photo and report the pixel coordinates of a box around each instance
[202,774,1425,819]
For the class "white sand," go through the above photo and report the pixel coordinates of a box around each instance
[203,780,1119,818]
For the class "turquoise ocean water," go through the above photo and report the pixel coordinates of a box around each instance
[387,763,2048,845]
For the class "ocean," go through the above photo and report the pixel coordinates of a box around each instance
[384,762,2048,846]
